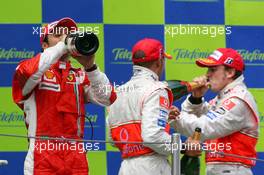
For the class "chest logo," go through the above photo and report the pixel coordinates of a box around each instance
[222,99,236,111]
[67,74,74,82]
[44,70,56,82]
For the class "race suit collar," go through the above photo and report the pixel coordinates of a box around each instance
[219,75,245,97]
[132,65,159,81]
[51,60,72,70]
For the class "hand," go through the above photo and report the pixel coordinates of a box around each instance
[72,54,96,69]
[168,106,180,120]
[184,137,202,157]
[192,75,209,98]
[60,34,67,43]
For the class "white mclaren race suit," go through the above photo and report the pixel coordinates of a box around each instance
[107,65,174,175]
[174,75,259,175]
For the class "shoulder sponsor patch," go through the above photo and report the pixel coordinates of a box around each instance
[159,96,170,109]
[206,111,219,120]
[222,99,236,111]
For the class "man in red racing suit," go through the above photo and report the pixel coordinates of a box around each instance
[12,17,116,175]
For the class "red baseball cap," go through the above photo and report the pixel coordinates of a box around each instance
[196,48,245,71]
[132,38,172,63]
[40,17,78,45]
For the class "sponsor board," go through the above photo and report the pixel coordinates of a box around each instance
[165,0,224,24]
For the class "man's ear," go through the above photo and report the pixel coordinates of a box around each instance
[42,42,49,50]
[226,68,236,79]
[155,59,162,68]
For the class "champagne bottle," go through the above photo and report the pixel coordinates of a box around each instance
[164,80,203,101]
[180,127,201,175]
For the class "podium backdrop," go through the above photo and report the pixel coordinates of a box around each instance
[0,0,263,174]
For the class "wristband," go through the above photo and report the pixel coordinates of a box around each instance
[85,64,97,72]
[189,95,202,104]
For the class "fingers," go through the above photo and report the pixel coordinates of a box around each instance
[185,150,202,157]
[205,81,211,89]
[168,106,180,120]
[192,75,209,98]
[170,106,180,115]
[193,75,211,89]
[184,137,202,157]
[193,75,207,86]
[61,34,67,43]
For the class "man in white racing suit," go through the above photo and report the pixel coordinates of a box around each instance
[107,38,186,175]
[174,48,259,175]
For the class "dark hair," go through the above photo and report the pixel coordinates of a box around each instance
[224,66,243,80]
[41,36,49,52]
[133,50,157,68]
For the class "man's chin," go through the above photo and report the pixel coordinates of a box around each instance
[210,86,219,93]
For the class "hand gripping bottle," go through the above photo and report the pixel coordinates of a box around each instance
[164,80,203,101]
[180,127,201,175]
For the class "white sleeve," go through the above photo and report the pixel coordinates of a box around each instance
[141,88,171,156]
[175,98,251,141]
[21,42,67,96]
[39,41,68,72]
[84,67,116,106]
[181,95,209,117]
[106,115,116,147]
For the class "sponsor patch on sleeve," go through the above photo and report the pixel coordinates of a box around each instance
[222,99,236,111]
[159,109,168,118]
[215,107,226,115]
[157,118,166,128]
[159,96,170,109]
[206,111,219,120]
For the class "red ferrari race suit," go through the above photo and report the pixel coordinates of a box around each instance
[174,75,259,175]
[107,65,173,175]
[12,42,116,175]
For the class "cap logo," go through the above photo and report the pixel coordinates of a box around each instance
[210,50,223,61]
[224,57,234,65]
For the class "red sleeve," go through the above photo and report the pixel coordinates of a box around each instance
[12,54,41,107]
